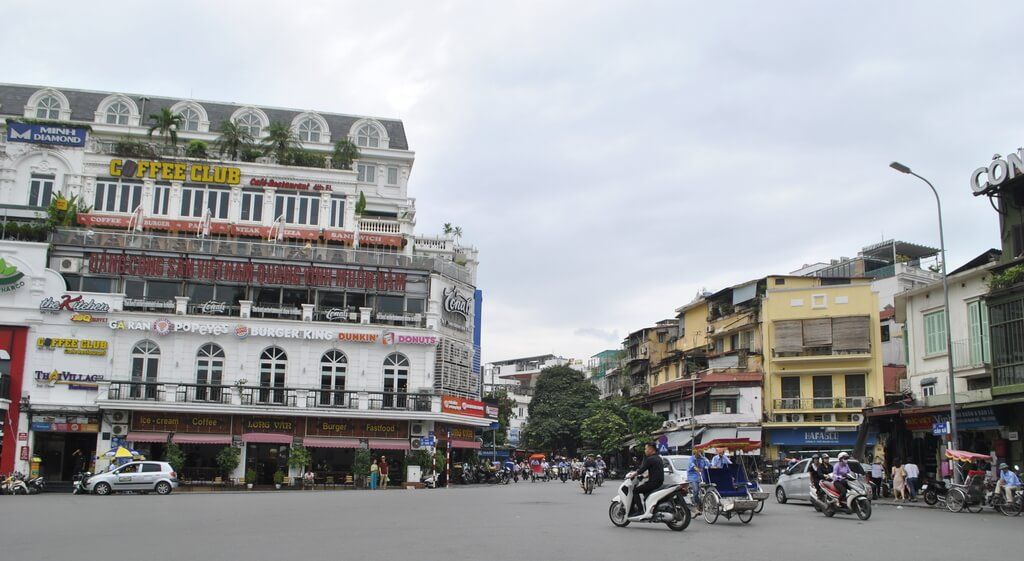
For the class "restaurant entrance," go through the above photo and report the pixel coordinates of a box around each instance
[246,443,289,484]
[34,432,96,482]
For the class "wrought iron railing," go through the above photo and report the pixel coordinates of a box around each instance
[773,396,875,410]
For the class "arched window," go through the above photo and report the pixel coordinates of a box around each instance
[130,340,160,400]
[179,107,201,131]
[236,111,263,138]
[195,343,225,402]
[355,123,381,148]
[105,101,131,125]
[383,352,409,408]
[36,95,63,120]
[319,350,348,407]
[297,118,322,143]
[258,346,287,404]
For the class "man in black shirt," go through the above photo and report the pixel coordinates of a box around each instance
[631,443,665,516]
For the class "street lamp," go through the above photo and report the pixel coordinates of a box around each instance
[889,161,960,481]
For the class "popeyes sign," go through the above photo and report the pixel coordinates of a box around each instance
[442,395,485,418]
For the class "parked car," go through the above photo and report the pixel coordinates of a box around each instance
[775,458,863,504]
[82,461,179,496]
[662,455,691,486]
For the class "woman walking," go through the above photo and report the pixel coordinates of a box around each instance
[891,461,907,502]
[369,459,380,490]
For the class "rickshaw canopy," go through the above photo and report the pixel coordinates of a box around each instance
[944,449,990,462]
[694,438,761,454]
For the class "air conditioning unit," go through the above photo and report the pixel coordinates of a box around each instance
[898,379,911,393]
[410,438,423,451]
[111,411,128,423]
[822,413,836,423]
[410,422,428,437]
[848,397,864,408]
[706,326,715,334]
[774,414,786,423]
[111,424,128,437]
[789,414,804,423]
[851,413,865,424]
[58,257,83,274]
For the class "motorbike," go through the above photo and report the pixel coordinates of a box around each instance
[2,472,30,495]
[73,471,94,494]
[421,472,438,489]
[26,475,45,495]
[809,473,872,520]
[596,469,605,487]
[921,477,949,506]
[582,468,597,495]
[559,465,569,483]
[608,473,691,531]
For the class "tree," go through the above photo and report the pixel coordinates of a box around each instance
[484,391,515,446]
[332,138,360,170]
[214,119,253,160]
[526,365,600,455]
[352,449,372,488]
[581,408,630,455]
[162,442,185,472]
[215,446,240,478]
[627,407,664,445]
[442,223,454,237]
[287,445,312,471]
[453,226,463,242]
[147,107,183,147]
[261,121,300,163]
[355,191,367,215]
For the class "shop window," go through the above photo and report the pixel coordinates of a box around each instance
[195,343,225,402]
[356,163,375,183]
[383,353,409,408]
[240,190,264,222]
[281,289,310,309]
[386,166,399,186]
[376,295,404,314]
[924,309,948,356]
[180,185,229,219]
[346,292,366,310]
[151,183,171,216]
[131,340,160,399]
[124,279,145,299]
[406,298,424,314]
[63,274,81,291]
[319,350,348,406]
[187,283,215,303]
[94,179,142,213]
[274,192,319,226]
[258,347,287,405]
[147,281,181,301]
[329,196,345,228]
[355,123,381,148]
[29,174,54,208]
[105,101,131,125]
[81,277,114,293]
[35,94,62,119]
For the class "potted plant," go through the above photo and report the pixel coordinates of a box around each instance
[352,449,372,488]
[216,446,241,483]
[245,469,256,489]
[272,469,285,490]
[287,445,312,485]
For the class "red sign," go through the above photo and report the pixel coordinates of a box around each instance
[20,446,29,461]
[281,227,320,241]
[905,415,935,432]
[77,214,130,228]
[17,432,27,442]
[87,253,406,291]
[442,396,486,418]
[359,233,403,248]
[324,229,355,243]
[249,177,333,192]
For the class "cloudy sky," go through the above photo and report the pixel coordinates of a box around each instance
[6,1,1016,362]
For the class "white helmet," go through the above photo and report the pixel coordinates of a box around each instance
[837,452,850,460]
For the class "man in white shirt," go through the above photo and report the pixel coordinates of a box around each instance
[870,458,885,499]
[904,461,920,501]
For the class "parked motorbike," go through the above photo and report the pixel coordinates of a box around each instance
[809,474,872,520]
[73,471,94,494]
[921,477,949,506]
[26,475,45,495]
[2,472,29,495]
[608,473,691,531]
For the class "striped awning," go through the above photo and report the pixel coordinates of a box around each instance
[172,433,232,445]
[126,431,170,443]
[369,438,410,451]
[304,437,361,449]
[241,432,293,444]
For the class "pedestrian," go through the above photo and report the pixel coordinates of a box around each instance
[870,457,885,499]
[369,459,379,490]
[891,461,907,502]
[379,456,390,489]
[904,460,920,501]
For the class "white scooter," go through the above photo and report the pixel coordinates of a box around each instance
[608,472,691,531]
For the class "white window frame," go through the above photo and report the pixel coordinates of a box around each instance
[240,189,264,223]
[235,111,264,138]
[180,184,230,219]
[29,174,55,208]
[35,95,63,119]
[921,384,936,397]
[94,179,143,213]
[386,166,399,186]
[179,107,201,131]
[298,118,322,143]
[151,183,171,216]
[356,123,381,148]
[274,192,320,226]
[357,163,376,183]
[105,101,131,125]
[328,196,345,228]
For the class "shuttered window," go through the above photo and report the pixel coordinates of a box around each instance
[802,318,833,347]
[832,315,871,353]
[774,320,803,353]
[924,310,947,356]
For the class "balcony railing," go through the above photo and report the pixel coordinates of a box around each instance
[306,389,358,409]
[359,218,402,234]
[773,348,871,359]
[774,396,875,410]
[951,338,989,371]
[51,228,472,284]
[176,383,231,404]
[108,381,164,401]
[240,386,298,407]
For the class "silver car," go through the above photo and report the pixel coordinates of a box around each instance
[84,461,179,496]
[662,455,691,486]
[774,458,863,503]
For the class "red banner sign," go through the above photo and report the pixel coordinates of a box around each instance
[360,233,403,248]
[442,396,486,418]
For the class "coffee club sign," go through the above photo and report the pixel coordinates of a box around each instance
[109,159,241,186]
[36,337,108,356]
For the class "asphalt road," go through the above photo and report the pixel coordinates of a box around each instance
[1,481,1019,561]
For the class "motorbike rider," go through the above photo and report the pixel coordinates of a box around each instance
[995,462,1021,503]
[596,455,607,476]
[630,442,665,516]
[808,454,826,500]
[832,452,853,503]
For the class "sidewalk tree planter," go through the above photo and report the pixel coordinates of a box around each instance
[287,445,312,473]
[163,443,185,473]
[216,446,241,480]
[273,470,285,489]
[245,469,257,489]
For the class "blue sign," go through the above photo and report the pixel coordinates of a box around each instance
[932,422,949,436]
[420,436,435,447]
[657,435,669,454]
[768,428,873,447]
[7,121,88,147]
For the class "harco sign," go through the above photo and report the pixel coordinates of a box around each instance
[109,159,241,186]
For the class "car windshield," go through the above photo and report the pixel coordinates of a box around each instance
[670,458,690,471]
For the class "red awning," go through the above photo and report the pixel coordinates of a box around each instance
[143,218,199,232]
[359,233,402,248]
[241,432,293,444]
[303,437,361,449]
[449,439,482,450]
[78,213,131,228]
[231,224,270,238]
[368,438,410,451]
[282,227,321,241]
[323,229,355,243]
[127,431,170,443]
[172,433,232,445]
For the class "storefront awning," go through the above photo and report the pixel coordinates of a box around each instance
[666,427,704,449]
[304,437,361,449]
[172,433,232,445]
[369,438,410,451]
[700,427,739,443]
[127,431,170,443]
[709,388,741,397]
[241,432,293,444]
[737,427,762,443]
[450,439,482,449]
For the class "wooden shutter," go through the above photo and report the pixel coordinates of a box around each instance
[774,320,803,353]
[832,315,870,352]
[802,318,833,347]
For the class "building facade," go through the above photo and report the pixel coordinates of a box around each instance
[0,84,487,483]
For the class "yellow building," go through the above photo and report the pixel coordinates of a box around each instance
[760,276,885,458]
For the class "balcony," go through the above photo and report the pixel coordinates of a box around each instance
[773,396,875,410]
[358,218,402,235]
[950,338,989,373]
[52,228,473,284]
[104,381,436,413]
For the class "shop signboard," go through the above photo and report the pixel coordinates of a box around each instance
[242,416,297,434]
[306,418,409,439]
[39,294,110,314]
[442,395,485,417]
[381,331,437,346]
[248,177,334,192]
[970,148,1024,195]
[109,159,241,185]
[932,422,950,436]
[130,413,231,434]
[483,400,500,421]
[905,407,1000,432]
[435,423,476,441]
[20,446,29,461]
[7,121,88,147]
[108,318,337,341]
[767,428,863,447]
[36,337,108,356]
[30,415,99,433]
[440,285,474,333]
[17,432,27,441]
[34,370,104,390]
[0,256,26,293]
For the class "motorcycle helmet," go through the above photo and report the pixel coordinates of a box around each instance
[811,454,820,460]
[821,454,830,462]
[837,452,850,461]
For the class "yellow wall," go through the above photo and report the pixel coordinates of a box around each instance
[676,302,709,353]
[761,279,885,427]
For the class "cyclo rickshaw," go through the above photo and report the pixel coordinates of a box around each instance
[528,453,547,482]
[944,449,1022,516]
[694,438,762,524]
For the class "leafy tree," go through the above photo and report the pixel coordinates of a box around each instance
[239,146,263,162]
[214,120,253,160]
[526,365,599,455]
[484,391,515,446]
[581,408,630,455]
[215,446,240,477]
[355,191,367,215]
[147,107,183,147]
[332,138,360,170]
[162,442,186,472]
[443,223,454,236]
[352,449,372,487]
[45,193,89,230]
[627,407,664,445]
[185,140,208,158]
[286,148,325,168]
[453,226,463,241]
[261,121,300,163]
[287,445,312,470]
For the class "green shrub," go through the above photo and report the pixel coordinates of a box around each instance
[113,137,156,158]
[162,443,185,473]
[990,265,1024,290]
[287,445,312,470]
[285,148,326,168]
[215,446,240,477]
[185,139,208,158]
[272,469,286,486]
[352,449,372,487]
[245,469,257,485]
[239,147,263,162]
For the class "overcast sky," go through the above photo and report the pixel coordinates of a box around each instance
[6,1,1017,363]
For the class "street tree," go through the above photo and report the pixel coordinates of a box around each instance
[147,107,183,147]
[214,120,253,160]
[526,365,599,455]
[581,408,629,456]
